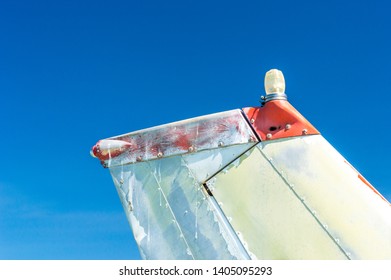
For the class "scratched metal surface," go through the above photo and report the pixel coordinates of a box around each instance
[110,145,255,259]
[103,109,257,168]
[106,109,258,259]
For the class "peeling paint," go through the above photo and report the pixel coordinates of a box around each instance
[96,110,257,168]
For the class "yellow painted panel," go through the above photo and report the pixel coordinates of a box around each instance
[259,135,391,259]
[209,145,347,259]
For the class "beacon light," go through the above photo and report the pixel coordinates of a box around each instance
[264,69,287,102]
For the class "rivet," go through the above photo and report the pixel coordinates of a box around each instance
[136,156,142,162]
[157,152,163,158]
[260,96,266,101]
[188,146,195,152]
[302,128,308,135]
[119,179,124,185]
[218,141,224,147]
[285,124,291,130]
[266,133,272,139]
[250,119,255,124]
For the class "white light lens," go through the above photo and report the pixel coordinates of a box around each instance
[264,69,285,95]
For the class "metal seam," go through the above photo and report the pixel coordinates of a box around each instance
[257,145,352,260]
[240,109,262,142]
[147,161,196,260]
[180,155,251,259]
[180,143,259,185]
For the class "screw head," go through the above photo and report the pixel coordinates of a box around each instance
[136,156,142,162]
[188,146,194,153]
[285,124,291,130]
[266,133,272,139]
[302,128,308,135]
[157,152,163,158]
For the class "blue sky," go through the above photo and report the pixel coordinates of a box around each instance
[0,0,390,260]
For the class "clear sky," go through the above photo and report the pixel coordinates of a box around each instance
[1,0,390,260]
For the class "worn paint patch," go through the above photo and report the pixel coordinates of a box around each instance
[97,110,257,168]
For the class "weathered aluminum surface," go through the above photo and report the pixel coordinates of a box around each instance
[110,143,256,259]
[102,109,257,168]
[207,135,391,259]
